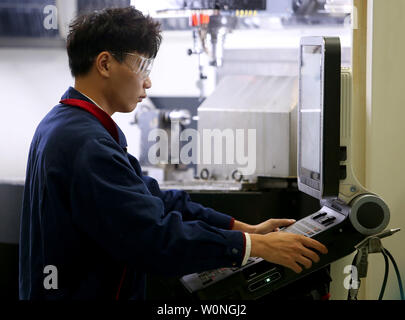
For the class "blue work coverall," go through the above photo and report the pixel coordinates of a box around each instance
[19,87,246,300]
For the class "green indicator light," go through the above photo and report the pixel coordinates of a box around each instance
[266,278,270,282]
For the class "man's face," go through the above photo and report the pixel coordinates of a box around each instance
[108,51,152,113]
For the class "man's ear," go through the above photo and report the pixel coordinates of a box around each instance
[95,51,113,78]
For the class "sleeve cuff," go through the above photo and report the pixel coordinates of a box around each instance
[202,208,235,231]
[241,233,251,266]
[229,217,235,230]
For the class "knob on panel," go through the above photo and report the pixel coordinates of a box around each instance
[349,194,390,236]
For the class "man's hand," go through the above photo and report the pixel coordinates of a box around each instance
[252,218,296,234]
[250,232,328,274]
[232,218,296,234]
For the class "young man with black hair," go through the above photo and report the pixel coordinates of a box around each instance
[20,7,327,300]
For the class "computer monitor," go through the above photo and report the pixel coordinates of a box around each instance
[297,36,341,200]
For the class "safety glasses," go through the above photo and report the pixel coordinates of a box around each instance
[112,52,154,80]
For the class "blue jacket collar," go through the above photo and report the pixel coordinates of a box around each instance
[60,87,128,150]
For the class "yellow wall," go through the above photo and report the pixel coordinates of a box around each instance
[330,0,404,300]
[364,0,405,300]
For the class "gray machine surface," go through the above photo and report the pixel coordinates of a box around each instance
[197,75,298,181]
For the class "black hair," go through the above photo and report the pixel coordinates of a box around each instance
[67,7,162,77]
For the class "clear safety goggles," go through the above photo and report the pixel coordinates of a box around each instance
[112,52,154,80]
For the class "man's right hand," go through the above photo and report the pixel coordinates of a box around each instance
[250,232,328,273]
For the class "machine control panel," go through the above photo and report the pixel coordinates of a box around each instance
[181,257,275,293]
[180,202,354,300]
[281,206,345,237]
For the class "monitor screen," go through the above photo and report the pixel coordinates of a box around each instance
[300,45,322,178]
[298,37,341,200]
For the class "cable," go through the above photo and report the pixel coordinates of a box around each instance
[383,248,405,300]
[346,243,403,300]
[378,250,389,300]
[347,252,359,300]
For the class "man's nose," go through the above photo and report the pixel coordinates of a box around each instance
[144,77,152,89]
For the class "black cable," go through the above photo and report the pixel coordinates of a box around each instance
[383,248,405,300]
[378,250,389,300]
[347,252,359,300]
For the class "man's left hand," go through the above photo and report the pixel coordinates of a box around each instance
[232,218,296,234]
[252,218,296,234]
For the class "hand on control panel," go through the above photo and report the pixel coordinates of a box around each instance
[232,218,296,234]
[249,232,328,274]
[252,218,297,234]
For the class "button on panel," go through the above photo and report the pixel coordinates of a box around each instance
[312,212,327,220]
[319,216,336,225]
[322,217,336,226]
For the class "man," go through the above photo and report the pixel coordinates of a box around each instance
[20,7,327,300]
